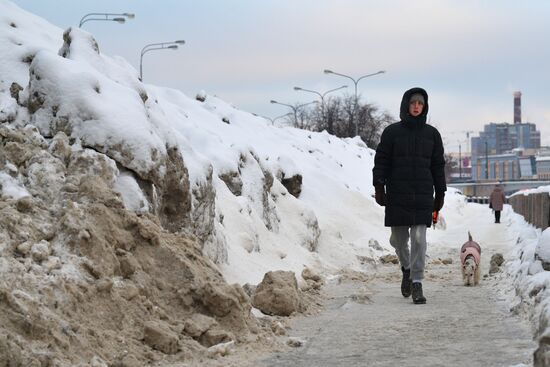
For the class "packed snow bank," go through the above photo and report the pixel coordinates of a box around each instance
[0,125,264,365]
[510,185,550,197]
[501,205,550,364]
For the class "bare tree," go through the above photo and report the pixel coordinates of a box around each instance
[357,103,394,148]
[339,95,356,137]
[282,95,394,150]
[294,106,315,130]
[315,95,394,149]
[309,97,343,135]
[444,153,455,183]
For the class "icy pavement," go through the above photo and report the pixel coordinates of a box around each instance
[259,203,536,366]
[260,269,534,366]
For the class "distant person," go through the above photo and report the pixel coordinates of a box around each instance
[489,184,506,223]
[372,87,446,304]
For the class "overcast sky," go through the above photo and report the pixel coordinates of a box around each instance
[10,0,550,152]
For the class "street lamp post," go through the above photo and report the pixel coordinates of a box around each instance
[324,69,385,136]
[485,140,489,180]
[293,85,347,125]
[270,100,317,127]
[463,130,474,155]
[140,40,186,81]
[79,12,135,28]
[456,138,469,181]
[459,143,462,180]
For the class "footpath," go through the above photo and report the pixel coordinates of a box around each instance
[259,203,536,366]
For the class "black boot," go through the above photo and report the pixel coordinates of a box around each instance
[412,282,426,304]
[401,267,412,298]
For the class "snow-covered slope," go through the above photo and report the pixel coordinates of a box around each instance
[0,0,392,288]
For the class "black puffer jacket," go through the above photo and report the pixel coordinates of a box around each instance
[372,87,446,227]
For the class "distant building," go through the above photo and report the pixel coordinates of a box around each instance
[518,156,536,178]
[447,153,472,182]
[471,122,540,157]
[536,148,550,179]
[472,152,536,181]
[511,123,541,150]
[514,91,522,124]
[470,92,541,181]
[537,157,550,179]
[473,153,516,181]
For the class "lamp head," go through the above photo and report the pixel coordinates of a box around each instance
[324,69,333,74]
[123,13,135,19]
[293,87,302,91]
[113,17,126,23]
[175,40,186,45]
[270,100,277,104]
[168,45,178,50]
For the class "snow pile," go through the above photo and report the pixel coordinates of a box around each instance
[0,125,272,366]
[0,0,392,288]
[507,181,550,366]
[0,1,390,364]
[502,207,550,363]
[510,185,550,197]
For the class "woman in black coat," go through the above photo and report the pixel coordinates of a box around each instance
[372,87,446,304]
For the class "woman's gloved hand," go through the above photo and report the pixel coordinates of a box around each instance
[375,185,386,206]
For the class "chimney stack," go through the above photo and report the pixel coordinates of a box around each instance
[513,91,521,124]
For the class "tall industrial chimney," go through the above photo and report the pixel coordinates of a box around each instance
[513,91,521,124]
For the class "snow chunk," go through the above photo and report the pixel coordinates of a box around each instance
[113,171,150,214]
[535,228,550,267]
[0,171,29,199]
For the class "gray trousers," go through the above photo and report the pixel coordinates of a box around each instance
[389,225,427,282]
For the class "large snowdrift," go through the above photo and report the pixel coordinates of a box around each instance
[0,1,390,364]
[0,0,392,288]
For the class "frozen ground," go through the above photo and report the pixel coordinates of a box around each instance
[257,202,537,366]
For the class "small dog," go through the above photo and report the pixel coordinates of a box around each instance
[460,232,481,286]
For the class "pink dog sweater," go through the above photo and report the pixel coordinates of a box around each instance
[460,241,481,266]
